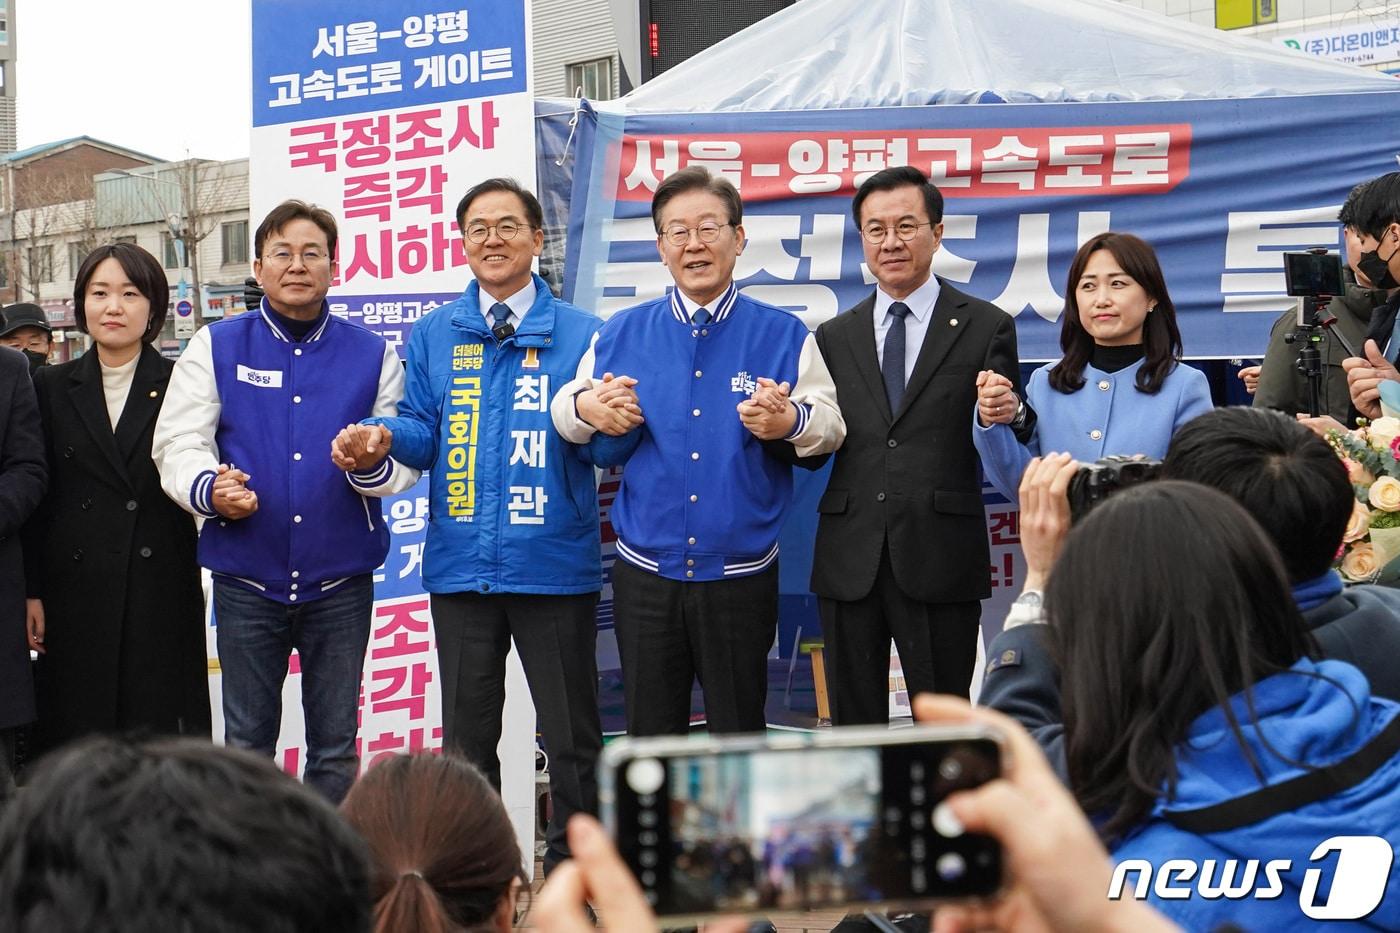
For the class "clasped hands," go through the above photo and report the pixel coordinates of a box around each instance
[577,372,798,441]
[976,369,1018,427]
[209,423,394,522]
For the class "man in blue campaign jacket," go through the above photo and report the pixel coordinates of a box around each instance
[154,201,418,804]
[345,179,605,873]
[553,167,845,737]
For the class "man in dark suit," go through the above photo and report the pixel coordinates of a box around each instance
[811,166,1029,724]
[0,346,45,799]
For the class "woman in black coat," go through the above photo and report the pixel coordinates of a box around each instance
[25,243,209,751]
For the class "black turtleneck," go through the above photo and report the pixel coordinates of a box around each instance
[1091,343,1145,374]
[267,305,324,341]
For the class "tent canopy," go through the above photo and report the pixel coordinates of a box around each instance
[601,0,1398,113]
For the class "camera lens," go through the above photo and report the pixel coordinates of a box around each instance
[938,757,963,781]
[936,852,967,882]
[626,758,665,795]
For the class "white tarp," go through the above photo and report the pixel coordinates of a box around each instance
[603,0,1397,113]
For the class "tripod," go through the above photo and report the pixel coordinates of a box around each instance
[1284,295,1358,418]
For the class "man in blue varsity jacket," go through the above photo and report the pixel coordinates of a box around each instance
[552,166,845,737]
[153,200,418,803]
[341,178,607,873]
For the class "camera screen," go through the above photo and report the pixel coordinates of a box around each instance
[610,736,1001,917]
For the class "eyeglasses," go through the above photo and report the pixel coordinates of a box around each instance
[861,222,934,244]
[464,221,533,243]
[660,222,733,247]
[264,248,330,266]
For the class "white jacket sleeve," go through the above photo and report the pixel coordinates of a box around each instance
[346,341,422,498]
[784,332,846,457]
[152,326,221,517]
[549,333,600,443]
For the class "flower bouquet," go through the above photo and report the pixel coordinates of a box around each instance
[1328,416,1400,583]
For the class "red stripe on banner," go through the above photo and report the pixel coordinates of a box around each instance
[615,125,1193,202]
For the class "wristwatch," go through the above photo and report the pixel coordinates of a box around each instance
[1009,397,1028,430]
[1004,589,1046,629]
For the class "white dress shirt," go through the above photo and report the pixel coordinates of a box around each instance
[873,274,941,383]
[478,279,537,329]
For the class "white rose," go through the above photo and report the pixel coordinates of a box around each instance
[1369,417,1400,451]
[1370,476,1400,512]
[1342,542,1380,581]
[1344,500,1372,543]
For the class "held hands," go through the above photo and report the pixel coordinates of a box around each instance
[1237,364,1261,395]
[1017,453,1078,591]
[738,377,797,440]
[976,370,1018,427]
[26,598,44,654]
[577,372,644,436]
[212,464,259,520]
[1296,413,1348,438]
[1343,339,1400,420]
[331,423,393,471]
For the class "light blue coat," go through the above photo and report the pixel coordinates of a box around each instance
[973,359,1212,502]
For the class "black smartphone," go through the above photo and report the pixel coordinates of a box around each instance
[1283,250,1345,302]
[601,724,1004,922]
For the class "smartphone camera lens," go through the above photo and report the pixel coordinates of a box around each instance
[626,758,665,795]
[936,852,967,882]
[938,757,963,781]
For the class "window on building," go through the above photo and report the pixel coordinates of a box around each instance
[30,244,52,284]
[566,58,615,101]
[115,235,137,245]
[68,242,86,278]
[222,221,249,265]
[162,232,183,269]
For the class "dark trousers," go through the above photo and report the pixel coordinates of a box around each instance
[612,560,778,737]
[818,544,981,725]
[431,590,602,874]
[0,726,16,804]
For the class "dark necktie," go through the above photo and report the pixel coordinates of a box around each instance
[692,308,711,325]
[488,302,510,329]
[882,301,911,412]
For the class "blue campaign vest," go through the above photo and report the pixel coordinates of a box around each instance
[371,276,603,595]
[199,303,391,602]
[592,286,807,581]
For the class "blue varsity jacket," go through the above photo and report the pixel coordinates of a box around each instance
[195,306,393,602]
[590,285,812,582]
[367,276,605,594]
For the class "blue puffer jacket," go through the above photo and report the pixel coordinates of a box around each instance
[1112,658,1400,931]
[368,276,604,595]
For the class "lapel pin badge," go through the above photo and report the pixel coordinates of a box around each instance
[149,390,159,398]
[949,318,959,327]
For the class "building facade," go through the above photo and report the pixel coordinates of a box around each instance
[0,139,250,363]
[1113,0,1400,74]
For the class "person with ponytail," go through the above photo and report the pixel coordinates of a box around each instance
[973,232,1212,501]
[341,753,525,933]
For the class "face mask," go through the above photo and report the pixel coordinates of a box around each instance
[21,349,46,375]
[1358,229,1400,291]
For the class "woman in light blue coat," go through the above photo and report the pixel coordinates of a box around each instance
[974,232,1212,501]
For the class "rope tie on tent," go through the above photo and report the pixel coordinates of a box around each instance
[554,89,585,167]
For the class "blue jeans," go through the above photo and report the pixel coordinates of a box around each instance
[213,575,373,804]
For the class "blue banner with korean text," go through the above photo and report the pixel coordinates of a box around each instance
[563,92,1400,362]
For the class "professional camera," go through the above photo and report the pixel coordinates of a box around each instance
[1067,455,1162,521]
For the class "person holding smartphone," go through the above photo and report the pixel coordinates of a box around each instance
[973,232,1211,503]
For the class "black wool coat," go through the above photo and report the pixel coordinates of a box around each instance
[26,345,209,749]
[0,347,46,731]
